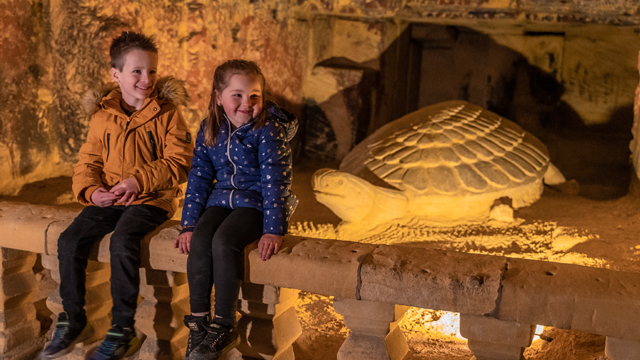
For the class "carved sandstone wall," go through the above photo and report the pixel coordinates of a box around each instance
[2,0,640,196]
[0,0,306,195]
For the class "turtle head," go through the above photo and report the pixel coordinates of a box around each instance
[312,168,375,223]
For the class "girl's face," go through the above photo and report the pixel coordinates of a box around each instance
[216,73,263,128]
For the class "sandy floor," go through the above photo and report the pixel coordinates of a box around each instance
[1,160,626,359]
[291,161,640,273]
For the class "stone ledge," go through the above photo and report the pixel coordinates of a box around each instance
[359,244,506,315]
[2,201,640,342]
[499,257,640,341]
[247,236,377,300]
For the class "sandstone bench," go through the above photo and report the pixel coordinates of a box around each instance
[0,201,639,360]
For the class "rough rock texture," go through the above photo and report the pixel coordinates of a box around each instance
[247,236,377,299]
[498,257,640,341]
[359,245,505,315]
[2,0,640,197]
[461,315,535,347]
[631,51,640,181]
[136,269,189,360]
[231,284,301,360]
[0,248,42,360]
[0,0,72,196]
[0,0,306,196]
[5,201,640,358]
[0,202,77,254]
[606,337,640,360]
[333,299,408,360]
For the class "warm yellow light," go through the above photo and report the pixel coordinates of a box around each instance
[532,325,545,342]
[400,308,465,341]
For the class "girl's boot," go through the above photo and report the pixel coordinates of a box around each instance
[183,314,212,359]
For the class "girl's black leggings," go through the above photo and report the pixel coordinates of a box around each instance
[187,206,263,320]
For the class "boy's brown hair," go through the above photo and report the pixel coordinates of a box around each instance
[110,31,158,71]
[204,59,267,147]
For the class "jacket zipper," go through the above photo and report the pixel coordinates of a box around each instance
[121,117,132,182]
[147,131,158,161]
[225,115,246,209]
[106,133,111,161]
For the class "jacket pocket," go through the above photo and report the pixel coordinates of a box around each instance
[147,131,158,161]
[106,133,111,161]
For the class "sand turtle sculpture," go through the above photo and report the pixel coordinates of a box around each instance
[312,100,560,240]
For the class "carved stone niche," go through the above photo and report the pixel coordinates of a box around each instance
[226,283,301,360]
[459,314,535,360]
[0,248,43,360]
[333,298,409,360]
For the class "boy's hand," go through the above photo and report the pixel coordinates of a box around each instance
[91,187,118,207]
[110,177,140,206]
[174,232,193,255]
[258,234,283,261]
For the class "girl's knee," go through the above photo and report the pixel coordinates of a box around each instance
[211,232,239,253]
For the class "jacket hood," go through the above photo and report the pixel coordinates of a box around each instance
[264,101,298,141]
[81,76,190,115]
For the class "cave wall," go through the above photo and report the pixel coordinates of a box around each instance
[298,5,640,199]
[410,23,639,198]
[0,0,307,195]
[2,0,640,196]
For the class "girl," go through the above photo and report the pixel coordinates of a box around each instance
[174,60,297,360]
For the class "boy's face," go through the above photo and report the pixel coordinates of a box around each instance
[110,49,158,110]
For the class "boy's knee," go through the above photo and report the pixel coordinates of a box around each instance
[57,249,74,262]
[109,235,141,255]
[57,234,81,257]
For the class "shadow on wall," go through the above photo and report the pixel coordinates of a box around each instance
[302,23,633,200]
[302,64,378,163]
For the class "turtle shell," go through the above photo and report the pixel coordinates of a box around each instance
[340,100,549,196]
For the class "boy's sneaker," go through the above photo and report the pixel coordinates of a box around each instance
[189,322,240,360]
[88,325,140,360]
[183,314,211,359]
[40,312,94,359]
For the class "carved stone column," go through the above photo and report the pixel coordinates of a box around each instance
[460,314,535,360]
[135,268,189,360]
[226,283,301,360]
[0,248,42,360]
[41,254,112,359]
[333,298,409,360]
[605,337,640,360]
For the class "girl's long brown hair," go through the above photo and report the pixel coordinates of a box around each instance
[204,60,267,147]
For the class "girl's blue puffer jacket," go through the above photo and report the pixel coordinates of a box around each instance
[181,102,298,235]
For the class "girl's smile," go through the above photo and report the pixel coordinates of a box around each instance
[216,74,263,128]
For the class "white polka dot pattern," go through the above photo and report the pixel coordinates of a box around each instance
[181,104,298,235]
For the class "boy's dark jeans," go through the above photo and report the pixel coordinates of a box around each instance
[187,206,263,319]
[58,205,168,328]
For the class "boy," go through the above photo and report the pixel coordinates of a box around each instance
[40,32,194,360]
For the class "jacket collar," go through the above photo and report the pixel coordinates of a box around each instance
[223,113,255,133]
[81,76,189,128]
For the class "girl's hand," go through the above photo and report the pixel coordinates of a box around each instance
[258,234,283,261]
[110,177,140,206]
[91,187,118,207]
[174,232,193,255]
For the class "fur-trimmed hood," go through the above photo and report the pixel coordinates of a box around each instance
[82,76,189,115]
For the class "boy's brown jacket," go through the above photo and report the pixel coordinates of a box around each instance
[73,77,194,217]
